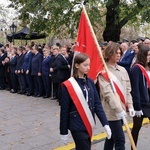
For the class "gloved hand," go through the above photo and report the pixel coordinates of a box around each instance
[61,134,68,145]
[116,110,126,119]
[129,108,135,117]
[104,125,112,139]
[135,110,143,117]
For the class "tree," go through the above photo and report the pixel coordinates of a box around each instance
[8,0,150,42]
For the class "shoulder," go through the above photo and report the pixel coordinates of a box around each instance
[131,65,141,72]
[87,77,95,86]
[117,65,128,73]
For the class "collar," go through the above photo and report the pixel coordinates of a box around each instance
[123,50,127,54]
[107,63,121,71]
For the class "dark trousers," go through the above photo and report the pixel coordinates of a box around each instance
[10,73,18,92]
[52,82,58,98]
[17,73,26,92]
[104,120,125,150]
[131,117,150,150]
[33,76,43,95]
[0,76,5,89]
[25,73,34,94]
[58,79,65,104]
[42,76,51,97]
[71,131,91,150]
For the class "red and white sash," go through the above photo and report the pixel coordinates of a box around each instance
[109,71,126,106]
[63,77,95,138]
[99,70,126,107]
[134,64,150,88]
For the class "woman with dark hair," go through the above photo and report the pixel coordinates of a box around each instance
[98,42,135,150]
[130,44,150,149]
[60,53,111,150]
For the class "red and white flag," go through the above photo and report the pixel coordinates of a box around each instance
[75,8,126,106]
[75,10,108,81]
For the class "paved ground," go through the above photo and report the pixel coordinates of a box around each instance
[0,90,150,150]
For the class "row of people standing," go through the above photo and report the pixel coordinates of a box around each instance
[60,41,150,150]
[0,44,73,100]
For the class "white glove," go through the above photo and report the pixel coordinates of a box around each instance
[104,125,112,139]
[135,110,143,117]
[129,108,135,117]
[116,110,126,119]
[61,134,68,145]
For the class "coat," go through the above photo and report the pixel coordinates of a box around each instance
[130,65,150,111]
[23,51,33,72]
[56,54,70,81]
[16,54,25,71]
[31,52,43,76]
[0,54,6,77]
[9,56,17,73]
[98,63,133,121]
[60,77,108,135]
[118,50,135,74]
[42,56,52,76]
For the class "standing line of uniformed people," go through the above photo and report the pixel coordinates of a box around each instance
[0,43,73,102]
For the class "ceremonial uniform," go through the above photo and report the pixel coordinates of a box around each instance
[130,64,150,147]
[98,63,133,150]
[60,77,109,150]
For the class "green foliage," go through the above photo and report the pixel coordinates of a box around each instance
[8,0,150,39]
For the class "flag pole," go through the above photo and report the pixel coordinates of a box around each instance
[81,4,137,150]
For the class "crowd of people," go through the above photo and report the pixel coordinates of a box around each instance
[0,42,74,103]
[0,37,150,149]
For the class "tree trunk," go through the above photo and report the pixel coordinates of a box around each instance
[103,0,121,42]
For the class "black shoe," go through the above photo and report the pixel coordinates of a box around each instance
[21,91,26,95]
[0,87,5,90]
[36,94,42,97]
[18,91,22,94]
[43,95,50,99]
[51,97,57,100]
[26,93,33,96]
[32,94,37,97]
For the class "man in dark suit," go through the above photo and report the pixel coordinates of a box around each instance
[42,48,53,98]
[23,45,34,96]
[15,47,26,94]
[31,45,43,97]
[9,47,18,93]
[56,46,71,104]
[0,48,7,89]
[50,45,60,100]
[118,42,135,74]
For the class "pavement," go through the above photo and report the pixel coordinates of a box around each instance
[0,90,150,150]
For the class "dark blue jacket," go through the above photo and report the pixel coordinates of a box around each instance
[60,77,108,135]
[9,56,17,73]
[56,54,70,81]
[31,52,43,76]
[42,56,52,76]
[118,50,135,73]
[16,54,24,71]
[23,51,33,72]
[0,54,7,77]
[51,54,59,83]
[130,65,150,110]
